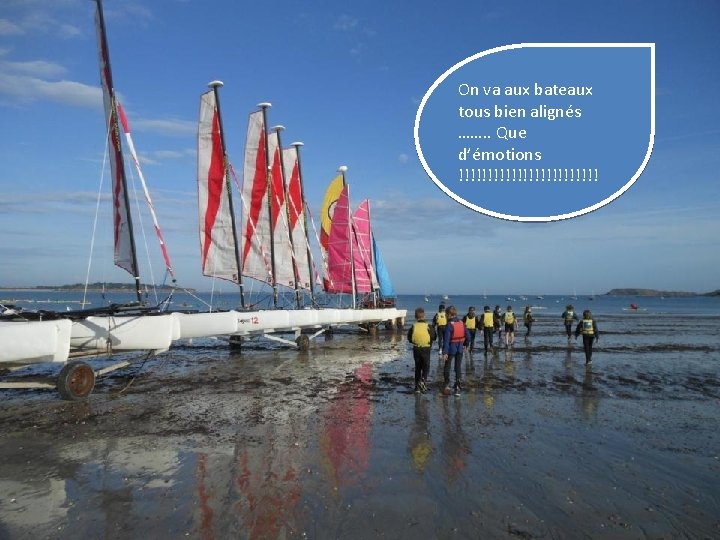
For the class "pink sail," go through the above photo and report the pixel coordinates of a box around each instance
[352,199,378,293]
[197,90,239,282]
[325,185,353,293]
[117,102,174,279]
[282,147,312,290]
[240,111,273,284]
[94,1,136,277]
[267,131,295,288]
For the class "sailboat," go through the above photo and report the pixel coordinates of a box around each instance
[322,167,398,311]
[192,88,405,346]
[67,0,177,356]
[1,0,177,398]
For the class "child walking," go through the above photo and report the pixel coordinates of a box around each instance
[503,305,517,348]
[407,307,437,393]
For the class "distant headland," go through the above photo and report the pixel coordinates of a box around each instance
[605,288,720,297]
[0,282,190,293]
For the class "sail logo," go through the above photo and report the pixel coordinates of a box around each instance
[415,43,655,222]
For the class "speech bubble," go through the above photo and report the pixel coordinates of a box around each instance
[414,43,655,222]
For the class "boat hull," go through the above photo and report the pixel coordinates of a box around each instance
[173,311,239,339]
[70,314,176,352]
[0,319,72,366]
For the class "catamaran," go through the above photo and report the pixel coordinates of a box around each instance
[1,0,176,399]
[188,84,404,347]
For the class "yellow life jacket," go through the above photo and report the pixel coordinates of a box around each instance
[482,312,494,328]
[465,315,476,330]
[582,319,594,336]
[436,312,447,326]
[524,312,532,323]
[564,310,575,322]
[504,312,515,324]
[411,321,432,347]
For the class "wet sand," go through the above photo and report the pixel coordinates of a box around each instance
[1,322,719,539]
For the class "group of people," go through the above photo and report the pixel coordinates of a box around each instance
[407,303,600,396]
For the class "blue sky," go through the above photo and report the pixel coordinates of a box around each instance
[0,0,718,295]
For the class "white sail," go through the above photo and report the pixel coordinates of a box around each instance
[241,110,273,284]
[267,131,296,289]
[282,147,312,290]
[197,90,240,282]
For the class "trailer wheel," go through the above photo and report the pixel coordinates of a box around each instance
[296,335,310,351]
[57,361,95,401]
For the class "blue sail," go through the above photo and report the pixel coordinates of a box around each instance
[372,234,396,299]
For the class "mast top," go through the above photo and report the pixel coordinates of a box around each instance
[337,165,348,173]
[257,102,272,109]
[208,80,224,89]
[271,125,285,132]
[291,141,304,147]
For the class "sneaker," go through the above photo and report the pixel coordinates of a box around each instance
[419,381,427,393]
[454,386,461,396]
[414,386,421,394]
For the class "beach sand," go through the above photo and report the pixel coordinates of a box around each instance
[0,320,719,539]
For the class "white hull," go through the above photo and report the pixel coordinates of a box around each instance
[70,314,176,352]
[0,319,72,365]
[173,311,239,339]
[232,308,406,336]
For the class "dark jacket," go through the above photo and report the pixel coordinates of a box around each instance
[575,318,599,340]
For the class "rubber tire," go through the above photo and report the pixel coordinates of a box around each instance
[57,361,95,401]
[296,334,310,351]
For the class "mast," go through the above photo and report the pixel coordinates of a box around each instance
[94,0,142,304]
[209,81,245,308]
[292,142,316,305]
[258,103,278,308]
[272,126,301,309]
[338,165,356,309]
[367,200,378,308]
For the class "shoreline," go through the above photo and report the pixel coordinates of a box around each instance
[0,323,718,538]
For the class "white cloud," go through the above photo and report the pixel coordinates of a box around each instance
[131,118,196,136]
[0,71,101,107]
[334,14,359,31]
[136,149,193,166]
[0,19,24,36]
[1,59,67,78]
[398,153,409,164]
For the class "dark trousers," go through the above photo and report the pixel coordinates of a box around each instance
[525,322,532,336]
[467,329,477,350]
[483,327,494,352]
[437,326,446,350]
[582,335,595,363]
[564,323,573,338]
[443,350,463,387]
[413,347,431,386]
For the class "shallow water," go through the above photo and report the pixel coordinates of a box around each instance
[1,296,719,538]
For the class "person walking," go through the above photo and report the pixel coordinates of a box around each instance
[481,305,495,353]
[503,305,517,348]
[432,303,447,352]
[561,304,579,342]
[462,306,479,352]
[442,306,470,396]
[523,306,535,337]
[575,309,599,365]
[407,307,437,393]
[493,305,503,343]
